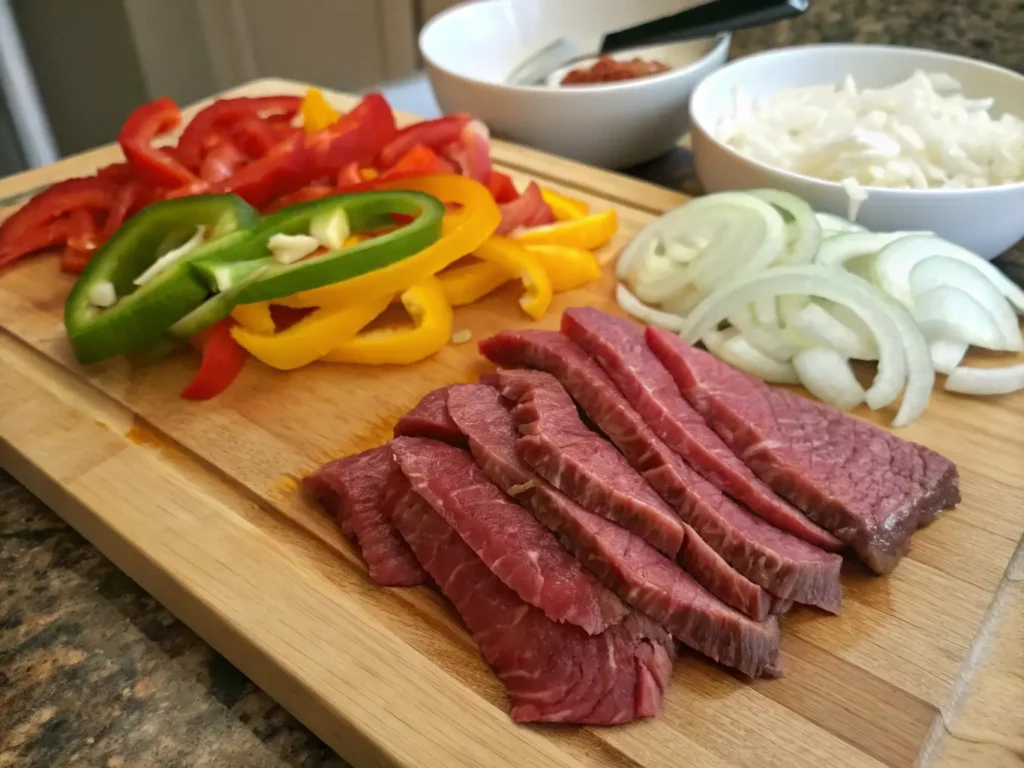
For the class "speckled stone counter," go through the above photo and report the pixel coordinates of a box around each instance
[2,2,1022,766]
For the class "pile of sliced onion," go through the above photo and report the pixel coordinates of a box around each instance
[616,189,1024,425]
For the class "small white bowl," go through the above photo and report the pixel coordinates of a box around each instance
[420,0,730,169]
[690,44,1024,259]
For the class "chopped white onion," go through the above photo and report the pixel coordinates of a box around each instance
[912,286,1004,349]
[268,233,320,265]
[793,302,879,360]
[748,189,822,264]
[908,256,1023,350]
[929,339,969,375]
[944,364,1024,395]
[792,347,866,410]
[310,207,351,250]
[703,328,799,384]
[87,280,118,309]
[815,231,928,273]
[615,283,685,332]
[727,305,803,361]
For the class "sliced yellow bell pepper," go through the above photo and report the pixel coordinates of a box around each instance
[230,293,391,371]
[438,260,511,306]
[540,188,589,221]
[514,208,618,251]
[231,302,275,334]
[301,87,340,134]
[523,244,602,292]
[322,277,452,365]
[281,175,500,309]
[474,236,552,320]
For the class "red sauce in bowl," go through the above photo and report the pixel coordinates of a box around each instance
[560,56,671,85]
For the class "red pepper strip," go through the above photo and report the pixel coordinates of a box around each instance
[336,161,363,187]
[0,176,116,251]
[60,208,101,274]
[199,140,248,183]
[495,181,555,235]
[440,120,492,183]
[94,162,137,185]
[378,145,455,180]
[262,181,333,213]
[304,92,397,180]
[100,181,144,239]
[486,170,518,204]
[206,132,307,209]
[117,97,198,188]
[176,96,302,170]
[230,114,278,158]
[0,217,74,268]
[180,318,248,401]
[378,114,470,168]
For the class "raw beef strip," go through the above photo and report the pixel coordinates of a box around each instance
[393,386,467,446]
[498,368,772,620]
[390,442,675,724]
[562,307,843,552]
[647,329,961,574]
[391,437,628,634]
[482,330,842,614]
[447,384,781,677]
[304,446,426,586]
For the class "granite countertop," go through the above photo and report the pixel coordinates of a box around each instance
[2,2,1022,766]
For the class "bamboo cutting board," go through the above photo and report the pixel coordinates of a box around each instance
[1,80,1022,768]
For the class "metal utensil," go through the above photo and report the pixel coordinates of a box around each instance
[506,0,809,87]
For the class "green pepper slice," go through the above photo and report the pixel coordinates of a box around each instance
[64,195,260,364]
[190,190,445,306]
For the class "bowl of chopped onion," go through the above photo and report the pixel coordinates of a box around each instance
[689,44,1024,258]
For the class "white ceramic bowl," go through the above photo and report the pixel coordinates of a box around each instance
[690,44,1024,259]
[420,0,730,169]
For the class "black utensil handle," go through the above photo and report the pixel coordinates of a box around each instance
[600,0,809,54]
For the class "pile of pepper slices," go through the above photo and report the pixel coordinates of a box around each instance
[0,88,618,399]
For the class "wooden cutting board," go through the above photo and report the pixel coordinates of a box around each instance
[1,79,1021,768]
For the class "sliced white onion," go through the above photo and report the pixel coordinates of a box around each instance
[909,256,1023,351]
[680,265,932,426]
[944,364,1024,395]
[615,283,685,332]
[816,212,867,237]
[929,339,969,375]
[727,305,803,361]
[792,347,866,410]
[748,189,822,265]
[793,301,879,360]
[815,231,928,272]
[912,286,1004,349]
[622,193,786,304]
[874,235,1024,314]
[703,328,799,384]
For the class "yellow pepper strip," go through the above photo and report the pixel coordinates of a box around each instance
[474,236,552,320]
[522,244,603,292]
[300,87,340,134]
[230,293,392,371]
[322,277,452,365]
[514,208,618,251]
[540,188,589,221]
[438,260,512,306]
[281,175,500,309]
[231,301,275,334]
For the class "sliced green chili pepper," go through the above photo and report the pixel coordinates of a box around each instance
[190,190,445,306]
[64,195,259,364]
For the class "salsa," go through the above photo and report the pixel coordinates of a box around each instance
[560,56,671,85]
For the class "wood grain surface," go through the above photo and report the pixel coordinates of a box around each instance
[0,79,1021,768]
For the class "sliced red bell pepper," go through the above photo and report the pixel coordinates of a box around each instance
[336,161,363,188]
[199,140,248,183]
[60,208,101,274]
[378,145,455,180]
[495,181,555,235]
[485,170,518,204]
[263,181,333,213]
[0,176,117,252]
[0,217,75,268]
[180,318,248,401]
[377,114,470,168]
[439,120,492,183]
[117,97,198,188]
[304,92,397,180]
[101,180,144,239]
[176,96,302,170]
[230,114,278,158]
[204,132,307,209]
[94,162,137,185]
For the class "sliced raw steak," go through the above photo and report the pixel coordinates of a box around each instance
[393,386,467,446]
[498,368,772,620]
[562,307,843,552]
[390,440,675,724]
[447,384,781,677]
[304,446,426,586]
[647,328,961,574]
[391,437,627,634]
[482,330,842,614]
